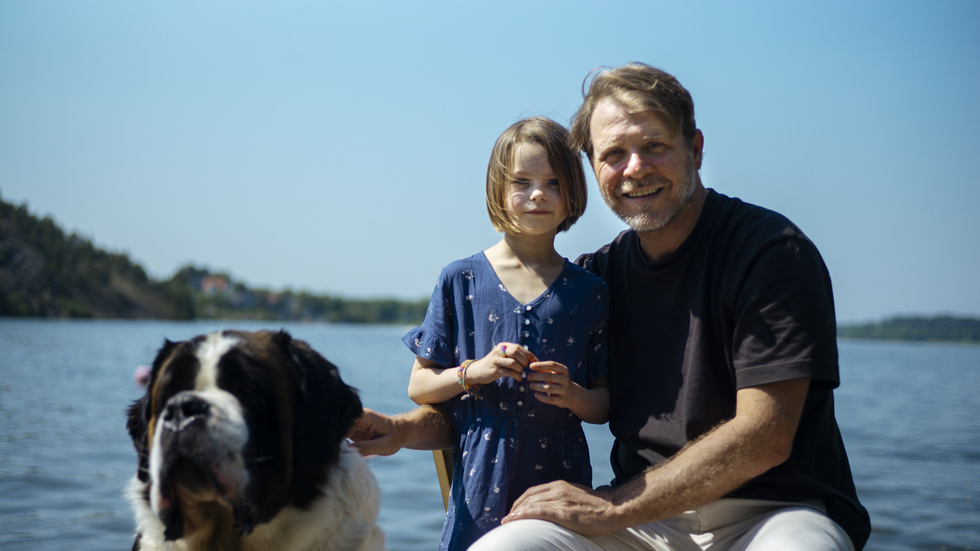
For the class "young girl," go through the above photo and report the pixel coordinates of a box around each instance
[403,117,610,550]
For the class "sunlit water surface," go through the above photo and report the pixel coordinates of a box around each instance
[1,319,977,550]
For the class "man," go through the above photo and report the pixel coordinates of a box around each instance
[350,63,870,550]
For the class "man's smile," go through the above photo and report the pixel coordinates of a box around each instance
[623,186,663,199]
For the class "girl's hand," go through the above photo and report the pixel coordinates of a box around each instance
[465,342,536,385]
[526,360,575,407]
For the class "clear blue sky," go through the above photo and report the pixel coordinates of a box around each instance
[1,1,977,323]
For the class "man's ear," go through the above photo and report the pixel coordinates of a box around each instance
[692,129,704,169]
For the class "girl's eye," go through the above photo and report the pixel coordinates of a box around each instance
[512,179,531,187]
[547,179,560,187]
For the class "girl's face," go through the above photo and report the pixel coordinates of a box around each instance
[505,142,567,237]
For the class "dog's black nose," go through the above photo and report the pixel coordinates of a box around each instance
[162,394,210,431]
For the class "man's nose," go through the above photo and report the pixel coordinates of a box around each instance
[623,152,651,179]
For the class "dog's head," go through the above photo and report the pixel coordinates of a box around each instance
[126,330,362,541]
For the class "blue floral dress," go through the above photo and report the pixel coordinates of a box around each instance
[403,252,609,551]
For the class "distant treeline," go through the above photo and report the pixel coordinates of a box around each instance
[167,265,428,324]
[4,194,978,337]
[837,315,980,344]
[0,194,427,324]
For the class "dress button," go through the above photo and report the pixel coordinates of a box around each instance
[523,331,529,338]
[519,386,525,392]
[524,319,531,325]
[526,305,532,311]
[517,401,524,407]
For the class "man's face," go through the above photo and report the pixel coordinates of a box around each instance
[589,98,702,233]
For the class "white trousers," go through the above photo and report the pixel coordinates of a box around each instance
[468,499,855,551]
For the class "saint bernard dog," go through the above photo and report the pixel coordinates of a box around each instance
[126,330,385,551]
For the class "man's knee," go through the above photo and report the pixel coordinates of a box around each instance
[740,508,855,551]
[469,519,583,551]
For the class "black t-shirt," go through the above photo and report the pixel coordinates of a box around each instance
[578,190,870,549]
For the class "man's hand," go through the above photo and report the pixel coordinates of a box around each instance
[347,408,403,457]
[347,405,453,456]
[502,480,626,537]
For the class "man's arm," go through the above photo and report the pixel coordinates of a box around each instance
[503,378,810,535]
[347,405,453,457]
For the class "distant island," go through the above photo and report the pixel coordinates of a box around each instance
[0,194,427,324]
[837,315,980,344]
[2,194,978,342]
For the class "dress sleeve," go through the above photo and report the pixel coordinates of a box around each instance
[402,269,457,368]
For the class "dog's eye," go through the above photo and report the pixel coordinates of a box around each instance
[217,356,260,392]
[154,358,200,412]
[216,355,279,412]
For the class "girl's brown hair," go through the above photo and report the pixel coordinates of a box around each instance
[486,117,587,234]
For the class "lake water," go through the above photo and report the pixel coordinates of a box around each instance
[0,319,977,550]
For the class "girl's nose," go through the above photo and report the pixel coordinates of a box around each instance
[529,185,548,202]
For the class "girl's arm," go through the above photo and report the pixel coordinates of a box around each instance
[571,376,610,424]
[408,356,464,404]
[527,366,610,424]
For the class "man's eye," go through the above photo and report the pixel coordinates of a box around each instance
[601,149,624,163]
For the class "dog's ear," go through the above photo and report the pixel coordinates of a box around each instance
[126,339,178,483]
[126,396,151,483]
[279,332,363,474]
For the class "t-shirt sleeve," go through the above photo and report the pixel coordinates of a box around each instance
[731,236,840,391]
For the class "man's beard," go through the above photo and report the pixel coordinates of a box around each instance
[602,155,698,233]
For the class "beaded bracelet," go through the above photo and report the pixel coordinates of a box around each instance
[457,359,482,400]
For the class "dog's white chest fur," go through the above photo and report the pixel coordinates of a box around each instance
[131,444,384,551]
